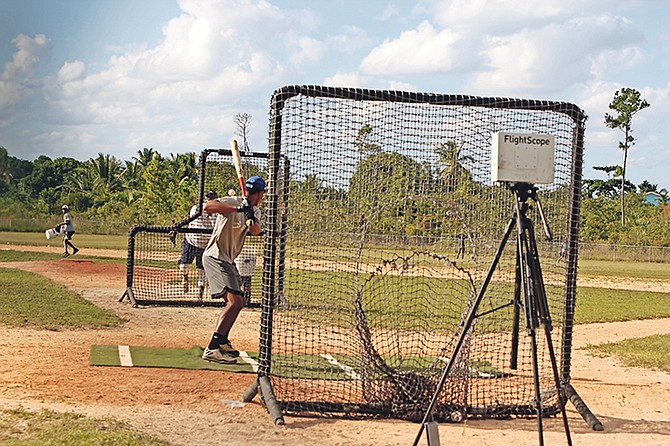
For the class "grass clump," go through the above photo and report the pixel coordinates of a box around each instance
[583,334,670,374]
[0,268,123,330]
[575,287,670,324]
[0,407,171,445]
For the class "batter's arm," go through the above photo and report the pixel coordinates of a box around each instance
[203,199,239,215]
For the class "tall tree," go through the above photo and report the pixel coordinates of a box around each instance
[234,113,252,152]
[604,87,650,226]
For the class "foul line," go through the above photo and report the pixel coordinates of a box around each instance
[118,345,133,367]
[320,354,361,380]
[239,351,259,372]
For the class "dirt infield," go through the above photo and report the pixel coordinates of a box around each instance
[0,257,669,445]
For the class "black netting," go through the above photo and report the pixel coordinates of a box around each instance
[258,86,585,422]
[124,149,268,307]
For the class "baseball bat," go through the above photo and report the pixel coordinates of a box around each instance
[230,139,247,197]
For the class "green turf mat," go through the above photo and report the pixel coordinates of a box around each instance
[90,345,508,379]
[90,345,258,373]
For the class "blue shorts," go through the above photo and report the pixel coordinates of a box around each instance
[178,240,204,269]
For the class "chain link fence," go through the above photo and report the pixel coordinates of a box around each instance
[0,217,668,262]
[578,242,670,263]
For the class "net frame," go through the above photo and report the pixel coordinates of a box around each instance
[121,148,272,307]
[256,85,587,422]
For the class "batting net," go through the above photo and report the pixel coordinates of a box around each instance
[257,86,586,422]
[121,149,270,307]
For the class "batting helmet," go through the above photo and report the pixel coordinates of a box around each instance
[61,205,69,211]
[245,176,266,193]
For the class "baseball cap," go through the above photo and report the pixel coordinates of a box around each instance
[245,176,266,193]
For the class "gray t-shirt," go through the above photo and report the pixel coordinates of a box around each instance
[203,196,261,263]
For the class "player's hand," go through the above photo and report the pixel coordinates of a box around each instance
[243,208,256,227]
[236,200,255,227]
[236,198,250,211]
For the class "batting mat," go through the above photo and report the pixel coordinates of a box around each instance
[89,345,259,373]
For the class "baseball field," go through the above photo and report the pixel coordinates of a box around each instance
[0,238,668,446]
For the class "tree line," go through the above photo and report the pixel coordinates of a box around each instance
[0,147,198,227]
[0,142,666,246]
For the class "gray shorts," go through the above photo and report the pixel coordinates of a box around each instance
[202,255,243,298]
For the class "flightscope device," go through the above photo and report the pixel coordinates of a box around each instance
[491,132,555,184]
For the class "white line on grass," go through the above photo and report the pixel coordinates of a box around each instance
[118,345,133,367]
[239,351,259,372]
[320,354,361,380]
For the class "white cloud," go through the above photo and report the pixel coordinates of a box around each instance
[430,0,580,32]
[0,34,51,126]
[360,21,479,75]
[323,71,417,92]
[467,14,643,95]
[41,0,294,138]
[375,5,400,21]
[290,37,326,65]
[323,72,366,88]
[2,33,51,80]
[57,61,86,83]
[328,26,371,55]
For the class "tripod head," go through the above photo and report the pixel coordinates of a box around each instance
[506,182,553,241]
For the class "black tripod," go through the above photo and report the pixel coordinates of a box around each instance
[412,182,572,446]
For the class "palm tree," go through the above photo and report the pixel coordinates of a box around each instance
[169,152,198,184]
[89,153,123,196]
[435,140,474,187]
[133,148,158,168]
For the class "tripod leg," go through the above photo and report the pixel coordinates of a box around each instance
[518,226,545,445]
[525,207,573,445]
[528,327,545,446]
[510,248,521,370]
[543,323,573,446]
[411,215,517,446]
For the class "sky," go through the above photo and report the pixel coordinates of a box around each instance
[1,0,668,189]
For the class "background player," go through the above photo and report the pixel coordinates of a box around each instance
[59,205,78,257]
[178,190,218,300]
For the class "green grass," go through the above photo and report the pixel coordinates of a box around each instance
[575,287,670,324]
[282,268,669,327]
[0,268,123,330]
[0,407,170,445]
[579,259,670,280]
[583,334,670,373]
[0,249,124,264]
[0,231,128,250]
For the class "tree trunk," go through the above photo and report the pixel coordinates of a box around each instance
[620,129,630,227]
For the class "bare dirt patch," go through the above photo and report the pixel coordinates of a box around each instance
[0,257,669,446]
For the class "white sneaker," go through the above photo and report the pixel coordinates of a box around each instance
[202,347,236,364]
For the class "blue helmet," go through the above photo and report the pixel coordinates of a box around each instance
[245,176,266,194]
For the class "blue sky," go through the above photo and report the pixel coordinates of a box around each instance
[1,0,668,189]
